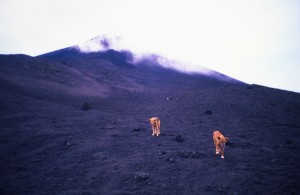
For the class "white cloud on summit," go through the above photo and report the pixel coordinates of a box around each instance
[76,35,122,53]
[0,0,300,91]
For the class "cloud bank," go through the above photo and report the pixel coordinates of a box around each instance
[0,0,299,92]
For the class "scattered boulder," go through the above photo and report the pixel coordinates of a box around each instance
[205,110,212,115]
[63,139,72,149]
[285,140,292,145]
[132,127,142,132]
[33,96,42,100]
[135,172,150,183]
[167,157,175,163]
[177,152,189,158]
[176,135,184,143]
[158,150,166,155]
[81,102,92,111]
[177,151,204,159]
[285,142,296,149]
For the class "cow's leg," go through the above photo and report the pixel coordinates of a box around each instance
[152,124,156,136]
[156,120,160,136]
[215,144,220,154]
[221,145,225,158]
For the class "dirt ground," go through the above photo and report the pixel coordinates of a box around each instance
[1,52,300,194]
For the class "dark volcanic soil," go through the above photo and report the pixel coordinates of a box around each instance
[0,51,300,194]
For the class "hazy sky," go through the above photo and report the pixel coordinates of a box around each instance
[1,0,300,92]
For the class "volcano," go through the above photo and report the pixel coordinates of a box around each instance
[0,42,300,194]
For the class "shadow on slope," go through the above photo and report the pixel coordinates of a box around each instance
[0,54,109,100]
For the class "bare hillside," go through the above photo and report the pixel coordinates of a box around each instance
[0,50,299,194]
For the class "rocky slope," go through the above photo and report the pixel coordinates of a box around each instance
[0,49,299,194]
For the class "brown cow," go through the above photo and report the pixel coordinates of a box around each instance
[213,130,229,158]
[149,117,161,136]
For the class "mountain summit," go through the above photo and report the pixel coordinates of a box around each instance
[36,44,244,98]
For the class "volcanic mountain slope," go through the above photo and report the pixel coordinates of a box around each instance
[0,48,300,194]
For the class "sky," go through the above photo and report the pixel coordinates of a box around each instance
[0,0,300,92]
